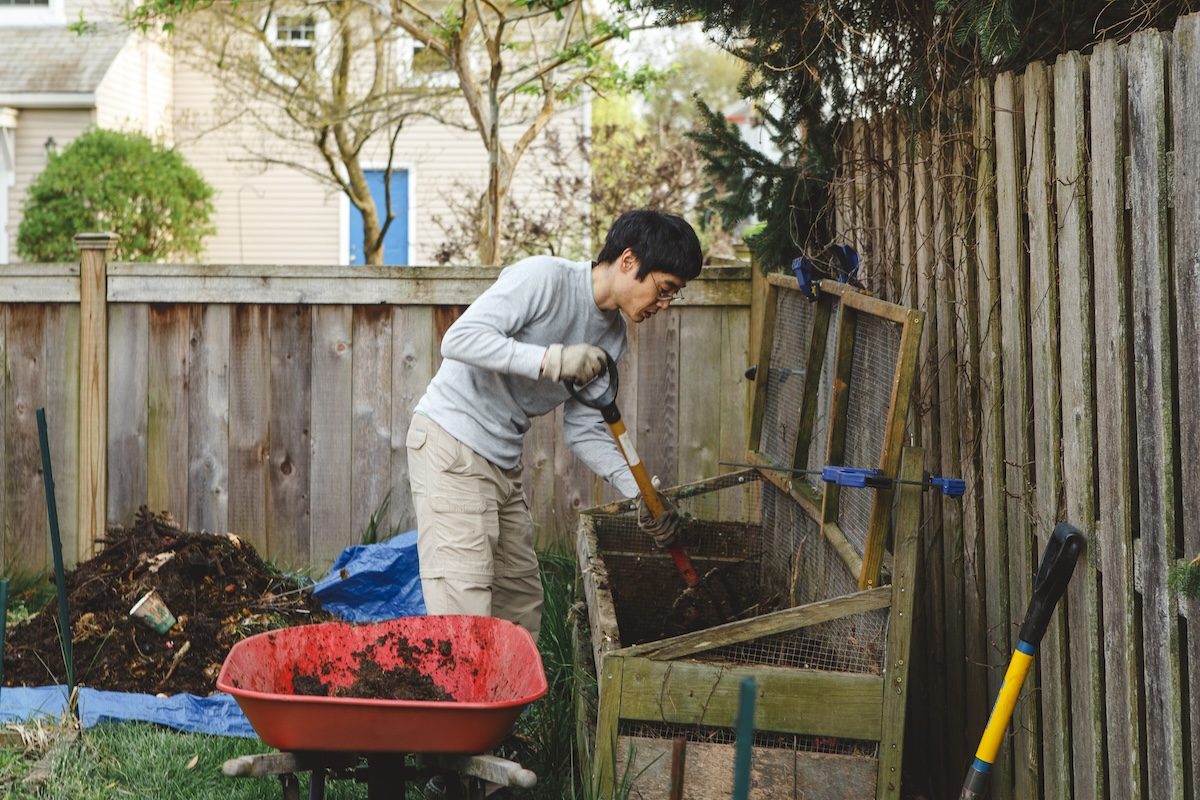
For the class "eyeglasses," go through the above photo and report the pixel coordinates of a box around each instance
[651,273,685,303]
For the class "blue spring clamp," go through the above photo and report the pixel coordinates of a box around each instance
[821,465,966,496]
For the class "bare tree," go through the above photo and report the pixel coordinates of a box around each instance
[379,0,670,264]
[172,0,456,265]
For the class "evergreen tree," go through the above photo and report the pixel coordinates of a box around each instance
[643,0,1199,270]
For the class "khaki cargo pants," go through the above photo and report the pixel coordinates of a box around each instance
[406,413,543,643]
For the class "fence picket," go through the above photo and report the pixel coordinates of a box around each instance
[1172,15,1200,796]
[973,75,1013,797]
[267,305,311,569]
[1128,29,1186,800]
[310,306,353,566]
[148,307,191,529]
[350,306,394,543]
[1090,38,1143,800]
[4,307,48,573]
[45,304,80,566]
[1024,60,1073,800]
[106,305,149,529]
[390,306,435,538]
[228,305,271,555]
[187,305,230,536]
[1053,48,1106,800]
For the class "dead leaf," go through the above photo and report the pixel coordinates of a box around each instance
[186,754,199,769]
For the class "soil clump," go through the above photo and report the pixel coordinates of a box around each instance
[2,507,333,696]
[289,636,457,701]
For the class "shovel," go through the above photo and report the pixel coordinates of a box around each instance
[960,522,1086,799]
[565,352,700,587]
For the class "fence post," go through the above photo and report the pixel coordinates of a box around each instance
[75,232,118,560]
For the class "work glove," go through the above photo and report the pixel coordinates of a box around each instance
[543,343,606,384]
[637,476,681,549]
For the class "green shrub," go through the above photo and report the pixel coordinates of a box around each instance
[17,127,215,262]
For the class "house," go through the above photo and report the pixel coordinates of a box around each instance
[0,1,589,266]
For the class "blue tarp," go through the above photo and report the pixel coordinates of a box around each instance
[0,534,424,736]
[311,530,425,622]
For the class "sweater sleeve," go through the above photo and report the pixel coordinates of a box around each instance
[439,265,553,380]
[562,399,640,498]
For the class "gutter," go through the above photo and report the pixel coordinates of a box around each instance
[0,93,97,109]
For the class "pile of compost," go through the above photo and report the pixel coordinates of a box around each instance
[2,507,333,696]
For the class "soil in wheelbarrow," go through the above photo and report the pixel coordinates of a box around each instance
[289,635,457,701]
[2,506,335,696]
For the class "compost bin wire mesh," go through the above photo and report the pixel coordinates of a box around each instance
[617,720,878,757]
[704,479,888,676]
[759,290,814,469]
[837,312,904,555]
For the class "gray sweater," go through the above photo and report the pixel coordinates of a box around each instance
[414,256,639,498]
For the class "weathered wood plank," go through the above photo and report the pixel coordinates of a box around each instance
[0,264,79,303]
[932,126,967,785]
[618,658,884,739]
[678,308,722,520]
[995,70,1036,800]
[267,305,312,569]
[621,586,892,660]
[350,306,393,544]
[147,306,190,525]
[951,113,990,745]
[104,263,751,307]
[1024,60,1072,800]
[77,238,113,561]
[1171,15,1200,799]
[43,304,80,566]
[1054,48,1106,800]
[914,133,948,785]
[1089,39,1142,800]
[718,306,751,520]
[1128,29,1185,800]
[309,306,353,569]
[227,305,270,554]
[390,306,434,538]
[187,305,230,534]
[3,306,48,574]
[106,304,148,529]
[974,74,1013,798]
[877,447,923,800]
[635,310,680,488]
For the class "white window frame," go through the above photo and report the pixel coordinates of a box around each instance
[0,0,64,27]
[0,107,16,264]
[393,33,459,89]
[262,8,332,83]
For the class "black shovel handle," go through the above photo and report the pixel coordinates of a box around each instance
[564,351,621,424]
[1019,522,1086,646]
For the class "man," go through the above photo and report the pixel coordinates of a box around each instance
[406,209,703,647]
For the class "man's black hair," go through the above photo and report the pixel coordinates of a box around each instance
[596,210,703,281]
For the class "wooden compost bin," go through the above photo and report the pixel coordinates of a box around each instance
[575,278,928,800]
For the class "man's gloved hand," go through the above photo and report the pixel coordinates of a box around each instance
[637,477,681,549]
[543,343,606,384]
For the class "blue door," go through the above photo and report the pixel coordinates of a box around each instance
[348,169,409,265]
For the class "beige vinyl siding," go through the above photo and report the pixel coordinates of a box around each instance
[172,61,343,265]
[6,108,94,264]
[94,36,174,139]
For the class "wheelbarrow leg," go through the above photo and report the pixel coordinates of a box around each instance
[308,768,326,800]
[278,773,301,800]
[365,753,407,800]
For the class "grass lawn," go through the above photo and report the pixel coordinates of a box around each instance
[1,548,596,800]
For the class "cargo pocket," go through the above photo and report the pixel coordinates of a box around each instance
[406,425,427,450]
[425,494,494,578]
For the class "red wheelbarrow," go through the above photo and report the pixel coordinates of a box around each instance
[217,615,548,800]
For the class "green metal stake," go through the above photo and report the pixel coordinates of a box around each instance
[36,408,76,701]
[731,677,757,800]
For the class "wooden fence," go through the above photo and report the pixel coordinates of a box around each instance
[0,245,752,578]
[832,14,1199,800]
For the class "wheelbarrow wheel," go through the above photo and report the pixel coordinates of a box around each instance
[424,773,466,800]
